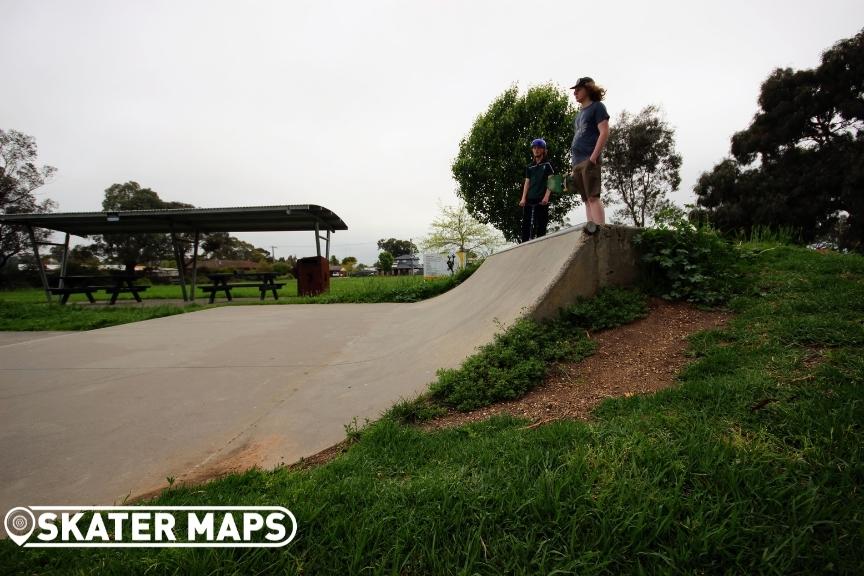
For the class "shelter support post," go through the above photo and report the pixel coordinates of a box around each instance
[191,230,199,303]
[313,221,331,260]
[170,227,188,302]
[58,233,70,288]
[26,225,52,303]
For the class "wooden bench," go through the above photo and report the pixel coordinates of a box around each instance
[104,285,149,304]
[49,274,149,305]
[258,282,285,301]
[199,282,285,303]
[49,286,111,304]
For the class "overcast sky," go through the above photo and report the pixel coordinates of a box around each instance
[4,0,863,264]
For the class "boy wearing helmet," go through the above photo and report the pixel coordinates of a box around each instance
[519,138,555,242]
[569,76,609,224]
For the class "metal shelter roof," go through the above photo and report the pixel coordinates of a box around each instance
[0,204,348,236]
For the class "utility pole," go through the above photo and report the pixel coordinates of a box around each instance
[270,246,277,262]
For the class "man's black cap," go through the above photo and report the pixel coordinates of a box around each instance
[570,77,594,89]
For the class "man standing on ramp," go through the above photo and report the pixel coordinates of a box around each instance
[568,76,610,225]
[519,138,556,242]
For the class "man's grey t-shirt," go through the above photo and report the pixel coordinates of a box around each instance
[570,101,610,165]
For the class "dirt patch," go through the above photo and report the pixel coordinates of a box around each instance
[181,436,284,482]
[131,436,283,502]
[424,299,730,430]
[287,439,354,472]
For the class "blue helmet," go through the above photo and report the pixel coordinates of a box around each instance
[530,138,547,149]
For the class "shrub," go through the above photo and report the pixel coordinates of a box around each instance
[426,288,646,412]
[558,287,648,330]
[633,214,741,305]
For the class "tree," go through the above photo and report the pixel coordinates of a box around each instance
[421,202,504,260]
[49,243,101,273]
[70,244,101,268]
[604,105,682,227]
[452,84,579,242]
[200,232,268,261]
[694,27,864,249]
[200,232,232,259]
[341,256,357,275]
[375,251,394,274]
[329,255,339,266]
[376,238,417,257]
[0,129,57,270]
[98,181,194,272]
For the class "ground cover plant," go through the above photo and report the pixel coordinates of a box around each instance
[388,287,647,421]
[3,242,860,574]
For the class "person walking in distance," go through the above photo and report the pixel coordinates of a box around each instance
[569,77,609,224]
[519,138,555,242]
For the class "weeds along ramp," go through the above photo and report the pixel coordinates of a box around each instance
[0,224,639,516]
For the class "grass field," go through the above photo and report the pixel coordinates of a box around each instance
[0,275,445,303]
[0,274,468,331]
[1,243,862,574]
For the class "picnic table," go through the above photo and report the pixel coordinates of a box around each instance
[49,274,149,305]
[198,271,285,303]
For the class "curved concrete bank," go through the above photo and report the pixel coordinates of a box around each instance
[0,224,639,520]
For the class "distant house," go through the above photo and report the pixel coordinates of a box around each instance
[150,267,179,278]
[18,258,60,271]
[394,254,422,276]
[99,264,147,272]
[330,265,344,277]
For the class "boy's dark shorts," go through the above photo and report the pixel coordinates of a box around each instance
[567,159,602,202]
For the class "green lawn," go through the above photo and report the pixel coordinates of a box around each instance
[2,244,862,574]
[0,275,436,303]
[0,274,467,331]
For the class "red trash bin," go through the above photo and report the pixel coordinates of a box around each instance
[295,256,330,296]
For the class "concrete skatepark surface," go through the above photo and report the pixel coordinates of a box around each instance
[0,225,639,523]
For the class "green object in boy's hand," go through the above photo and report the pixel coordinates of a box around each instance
[547,174,563,194]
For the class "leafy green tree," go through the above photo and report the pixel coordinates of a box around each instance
[452,84,579,242]
[0,129,57,269]
[341,256,357,275]
[376,238,417,257]
[200,232,268,261]
[375,251,394,274]
[604,105,682,227]
[421,202,503,260]
[694,27,864,249]
[49,243,102,273]
[272,262,291,276]
[200,232,231,258]
[98,181,194,272]
[329,255,339,266]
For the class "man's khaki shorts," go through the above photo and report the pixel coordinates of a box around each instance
[567,159,602,202]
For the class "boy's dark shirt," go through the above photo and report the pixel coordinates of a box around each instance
[524,158,555,202]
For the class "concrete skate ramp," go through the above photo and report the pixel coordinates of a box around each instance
[0,225,639,516]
